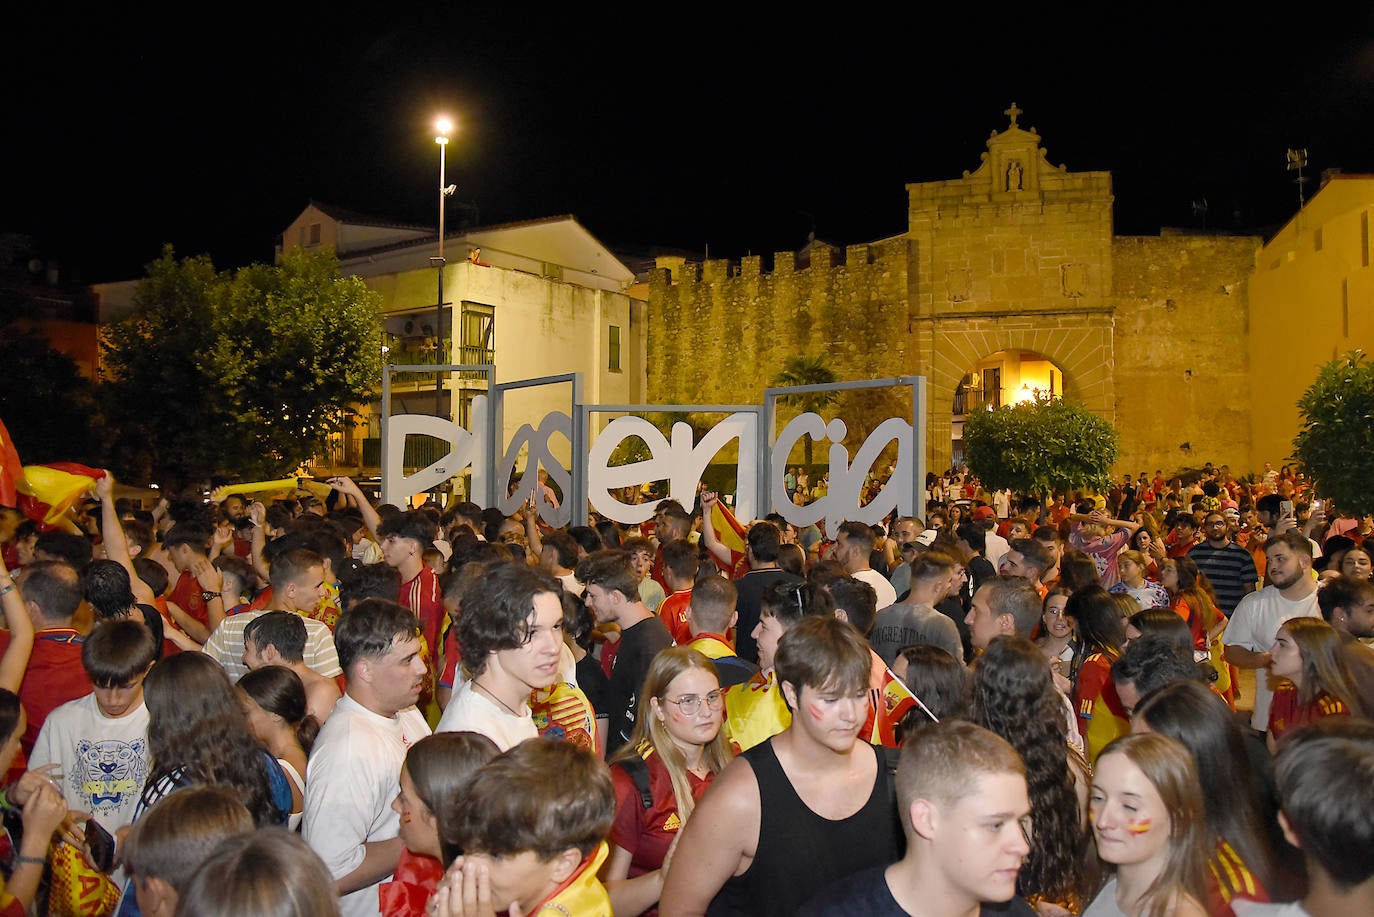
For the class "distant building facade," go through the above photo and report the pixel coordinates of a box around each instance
[646,105,1374,478]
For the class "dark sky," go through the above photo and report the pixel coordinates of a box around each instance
[9,9,1374,282]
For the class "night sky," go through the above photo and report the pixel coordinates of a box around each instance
[9,9,1374,283]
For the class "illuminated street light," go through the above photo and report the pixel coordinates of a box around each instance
[432,117,457,416]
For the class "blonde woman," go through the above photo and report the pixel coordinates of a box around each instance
[604,647,734,916]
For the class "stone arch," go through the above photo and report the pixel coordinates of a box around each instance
[925,314,1115,473]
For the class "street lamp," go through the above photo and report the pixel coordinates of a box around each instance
[433,117,457,416]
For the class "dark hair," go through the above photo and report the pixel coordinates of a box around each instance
[34,530,94,567]
[746,522,781,563]
[1273,718,1374,888]
[457,564,560,677]
[573,550,640,602]
[163,522,211,554]
[1056,549,1101,593]
[776,543,806,577]
[955,521,987,555]
[760,580,832,627]
[83,559,137,617]
[825,576,878,636]
[133,556,169,597]
[176,828,339,917]
[836,520,875,553]
[1111,634,1205,701]
[593,520,622,549]
[337,561,400,612]
[566,526,603,556]
[1126,608,1195,658]
[1133,681,1277,899]
[540,532,580,571]
[123,786,254,893]
[213,554,256,596]
[18,560,83,622]
[244,611,308,664]
[774,615,870,699]
[446,738,614,863]
[661,538,699,584]
[0,690,21,750]
[334,598,421,677]
[1317,574,1374,622]
[1066,587,1125,675]
[142,653,283,827]
[971,636,1090,903]
[83,619,159,688]
[894,644,970,739]
[1008,538,1053,576]
[377,511,435,549]
[237,666,320,754]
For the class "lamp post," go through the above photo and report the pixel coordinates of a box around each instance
[433,117,457,416]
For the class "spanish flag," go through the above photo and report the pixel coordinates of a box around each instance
[0,418,22,508]
[709,498,750,578]
[865,662,919,748]
[17,462,105,526]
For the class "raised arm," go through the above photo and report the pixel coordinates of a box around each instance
[328,477,381,540]
[96,474,157,607]
[0,552,35,694]
[695,492,733,568]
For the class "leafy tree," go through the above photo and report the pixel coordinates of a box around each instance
[1292,350,1374,516]
[101,247,382,486]
[963,395,1119,500]
[772,354,839,467]
[0,321,101,466]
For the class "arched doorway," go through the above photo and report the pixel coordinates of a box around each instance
[950,350,1066,466]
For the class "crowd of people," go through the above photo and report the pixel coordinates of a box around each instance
[0,456,1368,917]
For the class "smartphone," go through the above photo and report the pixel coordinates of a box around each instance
[1280,499,1295,519]
[85,818,115,873]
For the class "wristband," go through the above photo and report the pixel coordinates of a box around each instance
[201,590,223,602]
[14,855,46,867]
[0,583,14,597]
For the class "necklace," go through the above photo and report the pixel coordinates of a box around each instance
[473,679,525,718]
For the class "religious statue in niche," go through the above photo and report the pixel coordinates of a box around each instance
[1006,159,1023,191]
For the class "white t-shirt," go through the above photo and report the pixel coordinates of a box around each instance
[984,531,1011,570]
[852,569,897,612]
[435,680,537,751]
[30,693,150,833]
[1224,585,1321,731]
[302,695,431,917]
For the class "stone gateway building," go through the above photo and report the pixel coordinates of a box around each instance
[645,105,1374,478]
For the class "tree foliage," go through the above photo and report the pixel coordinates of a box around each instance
[772,354,839,467]
[1292,350,1374,516]
[100,247,382,486]
[963,395,1119,498]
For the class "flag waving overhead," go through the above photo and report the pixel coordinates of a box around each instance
[709,498,750,578]
[0,418,23,508]
[17,463,105,526]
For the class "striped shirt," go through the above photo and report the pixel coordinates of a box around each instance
[1187,541,1257,616]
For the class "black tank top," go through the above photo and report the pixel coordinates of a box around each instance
[707,737,902,917]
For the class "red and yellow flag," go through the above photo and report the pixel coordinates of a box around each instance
[865,664,919,748]
[709,498,750,578]
[0,418,23,508]
[17,462,105,526]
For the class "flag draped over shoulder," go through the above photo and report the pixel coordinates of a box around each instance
[0,418,23,508]
[709,499,750,577]
[17,462,105,526]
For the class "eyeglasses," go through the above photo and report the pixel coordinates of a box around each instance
[663,690,724,715]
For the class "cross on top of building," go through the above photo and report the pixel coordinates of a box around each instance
[1004,102,1022,128]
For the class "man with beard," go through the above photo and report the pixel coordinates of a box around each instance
[1224,531,1321,735]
